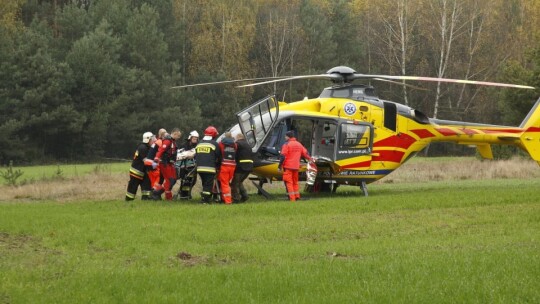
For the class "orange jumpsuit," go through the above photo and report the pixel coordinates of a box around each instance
[279,137,311,201]
[218,138,237,204]
[145,139,162,189]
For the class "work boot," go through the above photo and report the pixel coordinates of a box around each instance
[201,192,211,204]
[150,193,162,200]
[151,188,164,200]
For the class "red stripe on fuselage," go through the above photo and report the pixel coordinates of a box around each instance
[482,128,522,134]
[459,128,478,135]
[436,128,459,136]
[372,150,405,163]
[341,161,372,169]
[373,133,416,150]
[527,127,540,132]
[410,129,435,139]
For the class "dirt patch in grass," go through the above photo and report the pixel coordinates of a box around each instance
[0,232,36,250]
[0,232,62,256]
[168,251,209,267]
[167,251,231,268]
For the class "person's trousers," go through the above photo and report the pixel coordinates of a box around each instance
[218,165,236,204]
[198,172,216,202]
[126,173,151,200]
[156,163,176,200]
[231,170,250,202]
[148,168,160,189]
[283,169,300,201]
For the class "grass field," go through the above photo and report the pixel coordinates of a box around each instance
[0,158,539,303]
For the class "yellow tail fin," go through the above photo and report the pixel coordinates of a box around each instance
[520,97,540,164]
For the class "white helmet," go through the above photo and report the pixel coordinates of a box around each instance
[188,130,200,140]
[142,131,154,143]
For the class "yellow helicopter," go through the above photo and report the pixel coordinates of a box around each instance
[174,66,539,196]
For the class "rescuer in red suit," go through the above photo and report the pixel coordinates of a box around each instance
[152,128,182,200]
[218,132,237,204]
[145,128,166,190]
[279,130,312,202]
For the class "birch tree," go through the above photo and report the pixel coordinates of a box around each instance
[428,0,464,119]
[253,0,302,98]
[373,0,418,105]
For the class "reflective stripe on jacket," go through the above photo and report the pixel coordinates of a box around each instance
[130,142,149,179]
[195,139,221,173]
[235,138,254,172]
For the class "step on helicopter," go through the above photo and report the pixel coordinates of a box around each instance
[173,66,539,196]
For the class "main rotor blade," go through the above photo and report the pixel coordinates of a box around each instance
[171,76,288,89]
[354,74,535,89]
[237,74,343,88]
[372,78,428,91]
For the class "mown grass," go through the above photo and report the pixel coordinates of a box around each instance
[1,177,539,303]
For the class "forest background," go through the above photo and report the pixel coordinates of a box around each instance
[1,0,539,164]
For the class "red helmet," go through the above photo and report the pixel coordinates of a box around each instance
[204,126,219,138]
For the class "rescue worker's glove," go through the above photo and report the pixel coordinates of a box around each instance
[152,162,158,169]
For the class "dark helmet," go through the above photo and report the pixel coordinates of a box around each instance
[204,126,219,138]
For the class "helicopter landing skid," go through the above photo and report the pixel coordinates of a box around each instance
[251,180,272,199]
[360,181,368,197]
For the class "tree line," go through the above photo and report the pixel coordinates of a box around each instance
[1,0,539,164]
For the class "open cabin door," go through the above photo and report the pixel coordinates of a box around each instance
[236,95,279,151]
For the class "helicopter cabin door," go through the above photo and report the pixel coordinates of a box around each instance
[335,121,374,165]
[312,121,338,160]
[235,95,279,151]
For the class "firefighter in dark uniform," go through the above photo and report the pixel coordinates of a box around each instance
[231,133,254,203]
[195,126,222,203]
[152,128,182,200]
[125,132,154,201]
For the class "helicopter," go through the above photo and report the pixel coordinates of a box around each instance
[174,66,539,196]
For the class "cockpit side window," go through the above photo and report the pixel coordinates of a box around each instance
[340,124,371,149]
